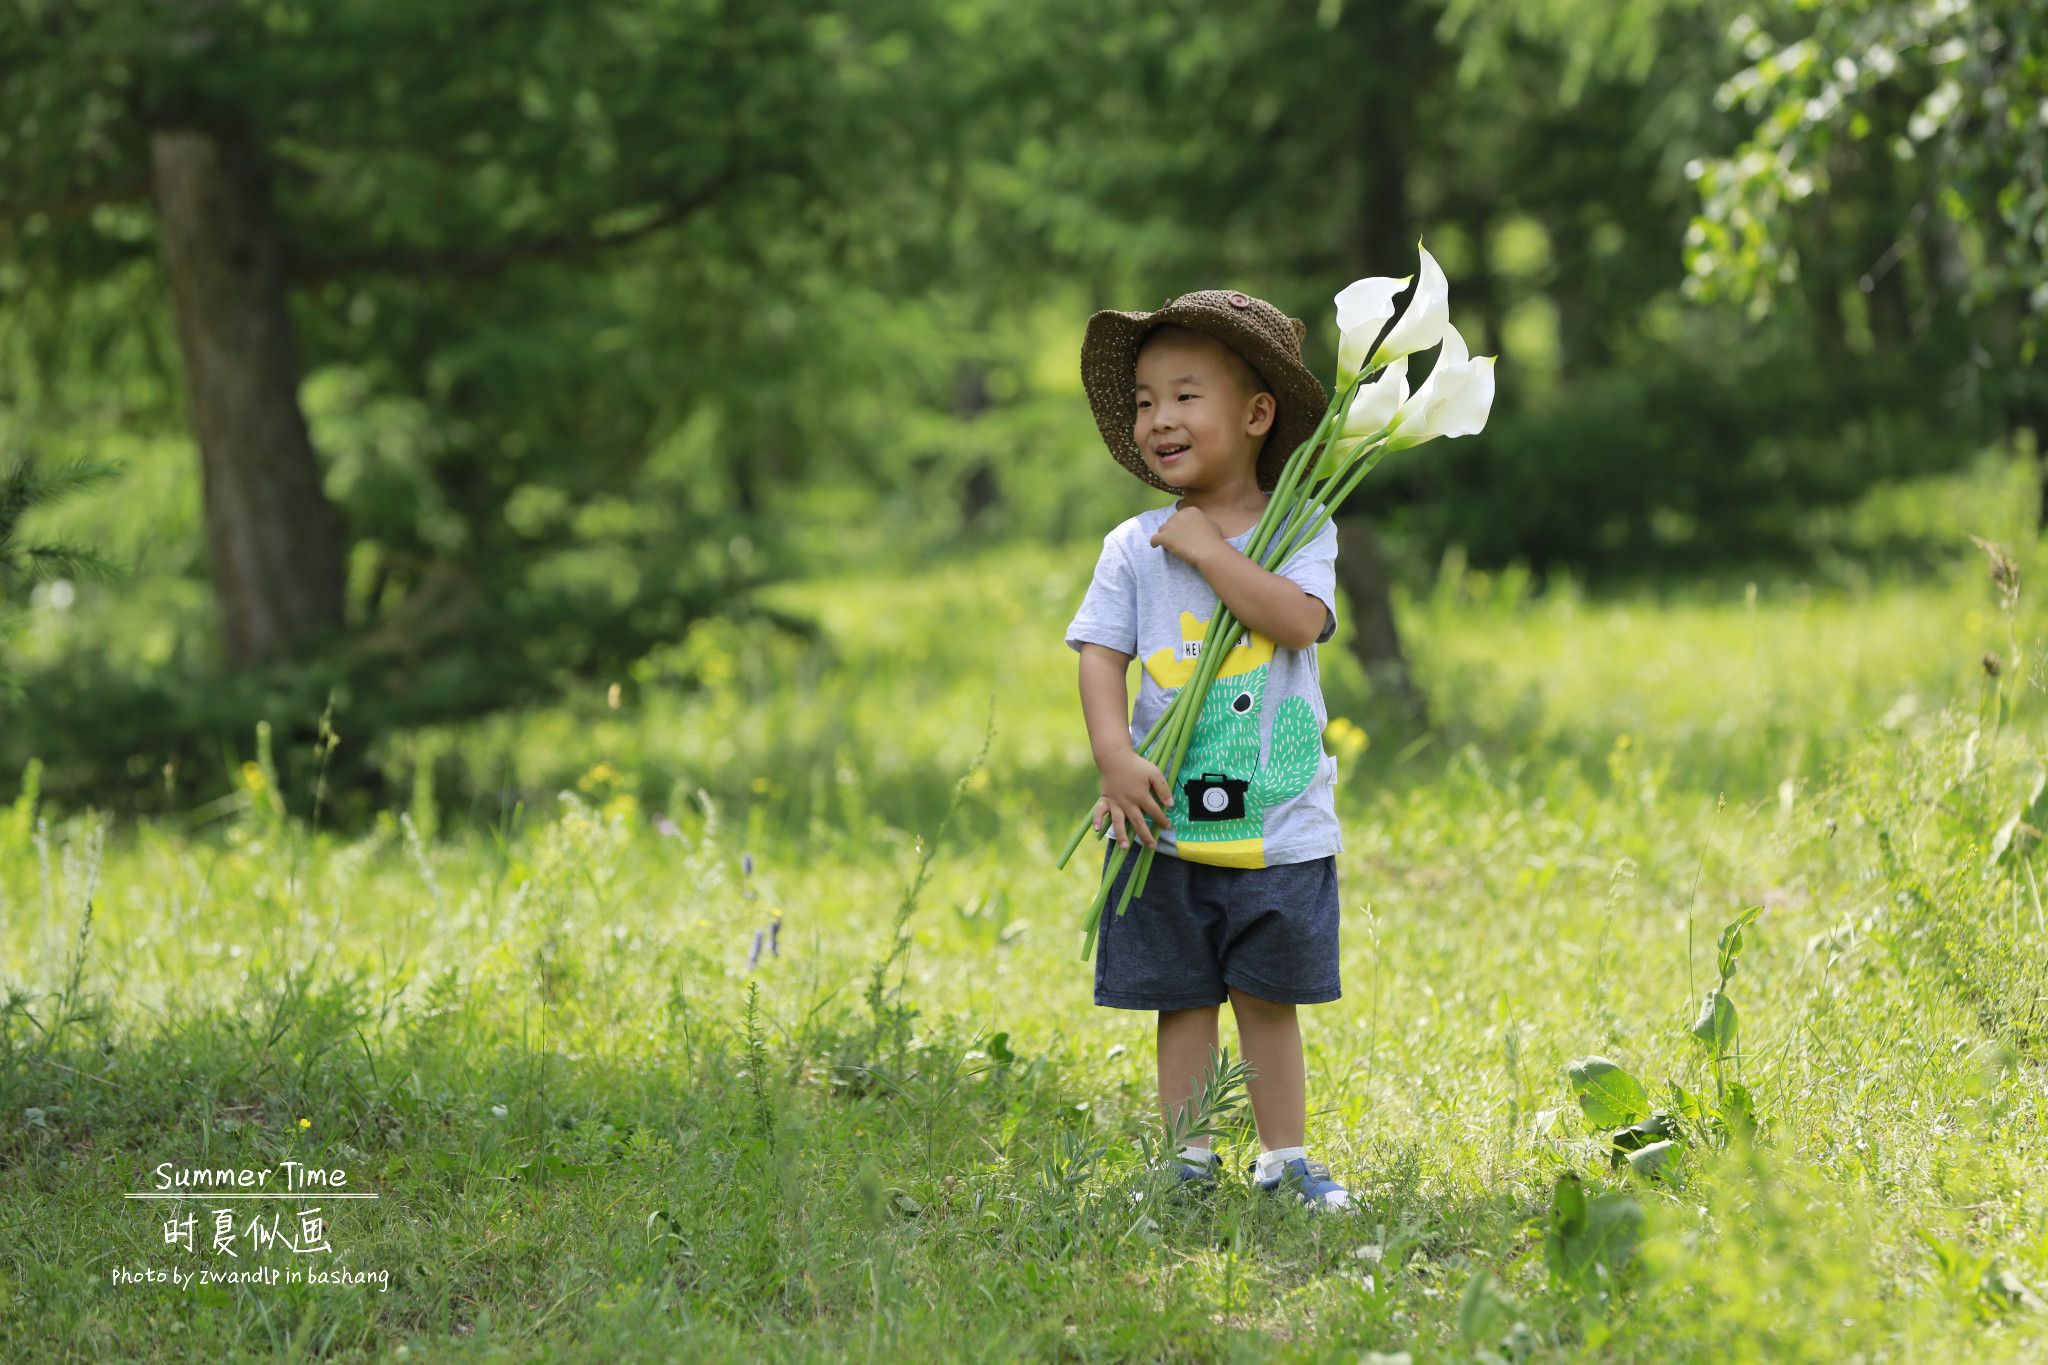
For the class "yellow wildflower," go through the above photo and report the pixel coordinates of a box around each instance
[1323,717,1369,760]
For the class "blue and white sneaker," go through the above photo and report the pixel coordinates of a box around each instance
[1169,1148,1223,1187]
[1255,1155,1351,1210]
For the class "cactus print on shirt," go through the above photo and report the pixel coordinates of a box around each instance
[1065,500,1343,867]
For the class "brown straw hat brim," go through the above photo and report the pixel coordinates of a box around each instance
[1080,290,1329,495]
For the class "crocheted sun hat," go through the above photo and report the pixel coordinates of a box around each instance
[1080,289,1328,494]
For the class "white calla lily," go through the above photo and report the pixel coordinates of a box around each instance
[1342,356,1408,437]
[1313,358,1408,479]
[1386,325,1497,450]
[1334,274,1410,384]
[1387,323,1467,427]
[1369,242,1449,369]
[1412,354,1496,442]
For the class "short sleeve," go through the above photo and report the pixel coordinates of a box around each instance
[1274,505,1339,645]
[1065,532,1138,656]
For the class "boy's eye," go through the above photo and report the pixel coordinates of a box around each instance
[1179,394,1197,402]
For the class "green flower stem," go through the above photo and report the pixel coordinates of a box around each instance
[1058,547,1262,872]
[1056,702,1180,870]
[1079,834,1139,960]
[1266,433,1392,563]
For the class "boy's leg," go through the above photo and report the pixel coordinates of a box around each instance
[1226,987,1305,1151]
[1157,1006,1223,1146]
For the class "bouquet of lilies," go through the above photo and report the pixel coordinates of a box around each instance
[1060,243,1499,960]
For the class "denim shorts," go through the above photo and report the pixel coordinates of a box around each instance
[1093,843,1341,1011]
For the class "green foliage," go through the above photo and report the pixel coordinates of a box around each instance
[1565,896,1768,1192]
[0,453,125,700]
[1689,901,1764,1099]
[1543,1172,1644,1290]
[2,0,2024,755]
[0,455,125,591]
[1686,2,2046,359]
[0,0,1138,795]
[1985,765,2048,869]
[1566,1056,1651,1129]
[741,981,777,1156]
[1919,1230,2048,1321]
[3,535,2048,1355]
[1151,1045,1256,1165]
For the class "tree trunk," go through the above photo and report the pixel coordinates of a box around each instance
[1333,0,1430,723]
[726,438,760,517]
[954,363,1003,530]
[1335,517,1428,724]
[151,124,345,668]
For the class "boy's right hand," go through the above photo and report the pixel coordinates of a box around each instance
[1093,750,1173,850]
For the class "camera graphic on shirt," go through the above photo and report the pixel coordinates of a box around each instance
[1184,772,1249,822]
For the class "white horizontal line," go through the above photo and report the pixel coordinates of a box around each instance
[123,1193,380,1200]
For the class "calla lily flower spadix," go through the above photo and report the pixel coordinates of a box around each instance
[1060,242,1498,960]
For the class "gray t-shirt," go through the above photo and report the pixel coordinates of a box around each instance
[1065,500,1343,868]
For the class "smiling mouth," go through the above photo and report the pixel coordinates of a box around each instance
[1156,445,1188,461]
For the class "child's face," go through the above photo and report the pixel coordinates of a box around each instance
[1132,328,1276,491]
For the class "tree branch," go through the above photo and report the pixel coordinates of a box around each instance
[287,161,754,287]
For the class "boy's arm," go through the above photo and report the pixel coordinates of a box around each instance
[1078,643,1173,846]
[1186,541,1328,651]
[1077,644,1138,766]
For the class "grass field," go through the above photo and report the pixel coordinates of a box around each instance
[5,478,2048,1359]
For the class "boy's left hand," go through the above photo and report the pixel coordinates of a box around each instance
[1150,507,1226,568]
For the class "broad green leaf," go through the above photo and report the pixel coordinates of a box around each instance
[1567,1056,1650,1128]
[1715,904,1764,980]
[1456,1269,1517,1347]
[1576,1190,1645,1275]
[1545,1173,1643,1285]
[1668,1081,1708,1134]
[1720,1082,1759,1145]
[1609,1112,1679,1168]
[1688,989,1738,1055]
[1543,1174,1586,1283]
[1623,1139,1679,1179]
[1988,770,2048,868]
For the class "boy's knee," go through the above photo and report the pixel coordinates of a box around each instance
[1226,987,1296,1019]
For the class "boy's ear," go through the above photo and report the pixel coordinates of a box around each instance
[1244,391,1277,436]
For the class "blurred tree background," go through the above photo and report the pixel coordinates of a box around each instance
[0,0,2040,822]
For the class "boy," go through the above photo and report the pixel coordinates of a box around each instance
[1064,289,1349,1210]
